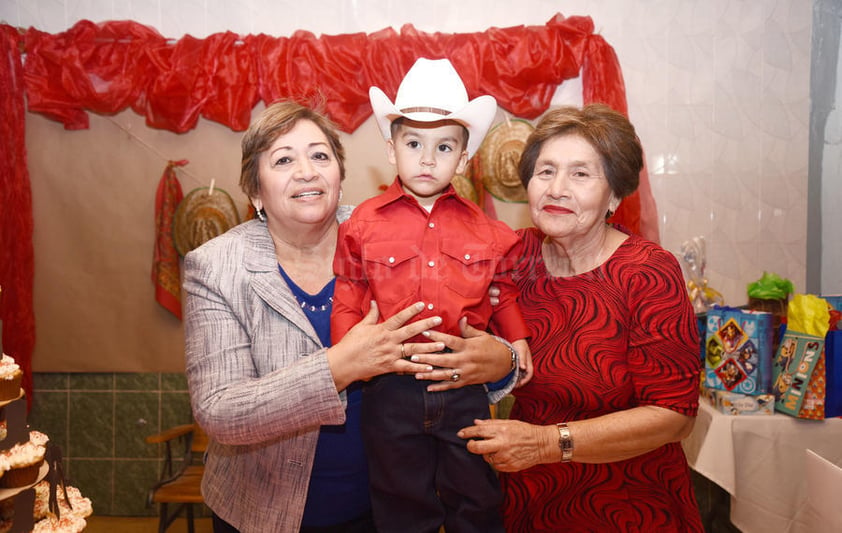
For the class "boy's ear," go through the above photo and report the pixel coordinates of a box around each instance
[386,139,397,165]
[455,149,469,174]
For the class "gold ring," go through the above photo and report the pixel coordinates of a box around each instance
[400,343,406,358]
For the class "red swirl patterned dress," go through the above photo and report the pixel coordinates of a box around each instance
[502,227,703,533]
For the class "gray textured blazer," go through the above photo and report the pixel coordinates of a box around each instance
[183,211,352,533]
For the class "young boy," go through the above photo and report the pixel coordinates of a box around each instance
[331,58,531,533]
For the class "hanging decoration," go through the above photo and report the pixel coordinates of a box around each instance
[476,118,535,203]
[152,160,187,319]
[172,184,241,258]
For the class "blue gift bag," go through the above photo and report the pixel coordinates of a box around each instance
[826,330,842,418]
[704,306,774,395]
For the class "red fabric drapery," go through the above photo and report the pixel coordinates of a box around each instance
[1,25,35,406]
[15,14,624,134]
[0,14,657,384]
[14,14,626,133]
[9,13,653,236]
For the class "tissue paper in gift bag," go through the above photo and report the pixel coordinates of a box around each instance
[747,271,793,353]
[704,306,774,394]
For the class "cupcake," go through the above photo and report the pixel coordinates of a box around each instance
[32,480,51,520]
[0,431,48,488]
[32,481,93,521]
[0,356,22,402]
[59,486,93,518]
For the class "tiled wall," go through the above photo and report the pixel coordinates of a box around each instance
[27,372,199,516]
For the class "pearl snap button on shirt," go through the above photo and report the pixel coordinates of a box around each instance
[428,260,435,267]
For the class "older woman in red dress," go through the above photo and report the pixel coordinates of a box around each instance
[459,104,703,532]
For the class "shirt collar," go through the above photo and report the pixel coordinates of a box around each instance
[375,176,464,210]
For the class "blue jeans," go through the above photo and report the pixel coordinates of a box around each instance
[361,374,504,533]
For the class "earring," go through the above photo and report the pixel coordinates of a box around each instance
[339,189,344,202]
[256,207,266,222]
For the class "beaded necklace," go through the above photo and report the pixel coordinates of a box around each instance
[297,296,334,313]
[277,264,335,313]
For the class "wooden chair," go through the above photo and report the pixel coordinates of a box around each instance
[146,423,208,533]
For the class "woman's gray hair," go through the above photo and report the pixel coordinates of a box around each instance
[518,104,642,200]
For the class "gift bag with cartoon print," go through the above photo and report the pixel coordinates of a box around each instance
[772,294,838,419]
[704,306,774,395]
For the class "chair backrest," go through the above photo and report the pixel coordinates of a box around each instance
[805,448,842,531]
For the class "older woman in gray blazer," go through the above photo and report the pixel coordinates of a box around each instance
[183,101,518,533]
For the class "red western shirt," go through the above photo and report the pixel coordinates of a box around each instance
[331,178,529,345]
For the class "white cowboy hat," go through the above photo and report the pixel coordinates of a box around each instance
[369,58,497,158]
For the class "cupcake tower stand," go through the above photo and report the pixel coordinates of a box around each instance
[0,390,46,532]
[0,390,81,532]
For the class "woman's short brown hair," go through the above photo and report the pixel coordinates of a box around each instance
[239,101,346,200]
[518,104,643,200]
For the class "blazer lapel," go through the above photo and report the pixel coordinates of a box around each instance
[243,222,323,348]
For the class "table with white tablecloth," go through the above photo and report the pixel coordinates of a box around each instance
[682,400,842,533]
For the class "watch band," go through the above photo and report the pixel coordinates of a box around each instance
[557,422,574,462]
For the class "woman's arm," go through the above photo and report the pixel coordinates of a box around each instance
[457,404,695,472]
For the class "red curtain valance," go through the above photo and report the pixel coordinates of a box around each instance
[11,13,627,134]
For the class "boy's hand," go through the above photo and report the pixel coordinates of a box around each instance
[512,339,533,387]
